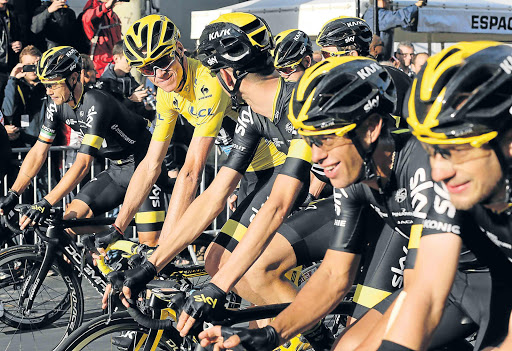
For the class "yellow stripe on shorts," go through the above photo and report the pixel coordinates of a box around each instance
[82,134,104,149]
[353,284,392,309]
[408,224,423,249]
[221,219,248,243]
[135,211,166,224]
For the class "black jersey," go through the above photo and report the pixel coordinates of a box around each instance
[329,135,480,270]
[422,188,512,266]
[223,78,311,181]
[38,88,150,160]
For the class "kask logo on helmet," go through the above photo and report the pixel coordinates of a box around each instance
[357,63,382,80]
[209,29,231,41]
[346,20,365,27]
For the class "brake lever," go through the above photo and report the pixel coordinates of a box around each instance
[106,288,113,325]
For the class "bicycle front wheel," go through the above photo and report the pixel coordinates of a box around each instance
[0,245,84,351]
[55,310,183,351]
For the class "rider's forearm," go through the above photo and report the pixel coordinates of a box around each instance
[211,177,302,292]
[45,157,91,205]
[149,167,241,271]
[308,173,326,199]
[114,158,162,231]
[382,288,444,350]
[11,142,48,194]
[157,161,203,242]
[271,251,359,342]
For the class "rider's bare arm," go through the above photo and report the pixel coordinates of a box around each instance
[10,140,51,194]
[44,152,94,205]
[148,166,242,270]
[114,138,171,231]
[210,174,304,292]
[158,136,216,242]
[271,250,360,343]
[382,234,460,350]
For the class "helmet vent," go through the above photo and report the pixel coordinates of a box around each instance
[241,19,261,34]
[435,48,460,70]
[252,30,267,46]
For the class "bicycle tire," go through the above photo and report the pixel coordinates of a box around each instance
[55,310,183,351]
[0,245,84,350]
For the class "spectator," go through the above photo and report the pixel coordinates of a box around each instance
[0,111,11,181]
[31,0,79,51]
[2,45,46,147]
[363,0,426,60]
[81,0,122,77]
[395,41,415,77]
[411,51,429,75]
[369,35,385,61]
[80,53,97,87]
[99,41,155,119]
[11,0,39,47]
[0,0,22,104]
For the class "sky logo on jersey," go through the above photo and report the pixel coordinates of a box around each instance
[189,106,213,118]
[410,168,433,219]
[235,109,254,137]
[46,102,57,121]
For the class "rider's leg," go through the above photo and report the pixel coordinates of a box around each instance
[333,308,385,351]
[63,199,102,235]
[135,183,167,247]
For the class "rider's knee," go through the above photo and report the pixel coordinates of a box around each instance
[333,326,365,351]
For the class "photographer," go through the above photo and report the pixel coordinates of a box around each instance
[81,0,122,77]
[2,45,46,147]
[99,41,155,120]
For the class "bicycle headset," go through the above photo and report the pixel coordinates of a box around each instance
[288,56,397,191]
[406,41,512,204]
[196,12,275,110]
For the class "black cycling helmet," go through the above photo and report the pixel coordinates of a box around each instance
[272,29,312,69]
[316,16,372,56]
[197,12,274,109]
[37,46,82,104]
[37,46,82,82]
[406,41,512,203]
[289,56,397,186]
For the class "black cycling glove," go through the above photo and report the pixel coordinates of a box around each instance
[0,190,19,215]
[220,325,280,351]
[182,283,226,323]
[22,198,52,225]
[107,260,157,304]
[95,224,124,250]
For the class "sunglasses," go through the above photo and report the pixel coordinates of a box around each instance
[321,50,350,59]
[138,53,176,77]
[41,77,66,90]
[421,143,491,165]
[277,65,299,76]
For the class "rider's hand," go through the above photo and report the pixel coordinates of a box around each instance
[177,283,227,337]
[102,260,157,309]
[199,325,280,351]
[94,224,124,250]
[19,198,52,229]
[0,189,19,216]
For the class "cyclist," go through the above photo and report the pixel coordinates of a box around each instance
[0,46,168,244]
[377,41,512,351]
[94,14,274,250]
[272,29,315,82]
[198,54,490,351]
[102,10,314,344]
[317,16,411,119]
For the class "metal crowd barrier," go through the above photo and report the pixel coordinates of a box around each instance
[2,143,231,241]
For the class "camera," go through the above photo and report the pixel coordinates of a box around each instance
[118,0,130,2]
[22,65,36,73]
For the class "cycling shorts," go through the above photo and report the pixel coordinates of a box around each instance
[213,166,308,252]
[74,158,167,232]
[279,196,336,266]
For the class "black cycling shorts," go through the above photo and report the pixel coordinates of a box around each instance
[213,166,308,252]
[74,159,167,232]
[279,196,336,266]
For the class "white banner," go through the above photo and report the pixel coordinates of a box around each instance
[418,8,512,34]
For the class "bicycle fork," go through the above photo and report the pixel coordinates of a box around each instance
[19,225,60,314]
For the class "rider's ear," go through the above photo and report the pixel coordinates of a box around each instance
[361,114,383,145]
[500,128,512,159]
[218,68,235,88]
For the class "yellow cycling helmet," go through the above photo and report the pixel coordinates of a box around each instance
[317,16,372,56]
[123,14,180,67]
[272,29,312,69]
[405,41,512,148]
[289,56,396,136]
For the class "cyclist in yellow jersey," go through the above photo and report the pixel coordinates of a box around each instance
[92,14,275,248]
